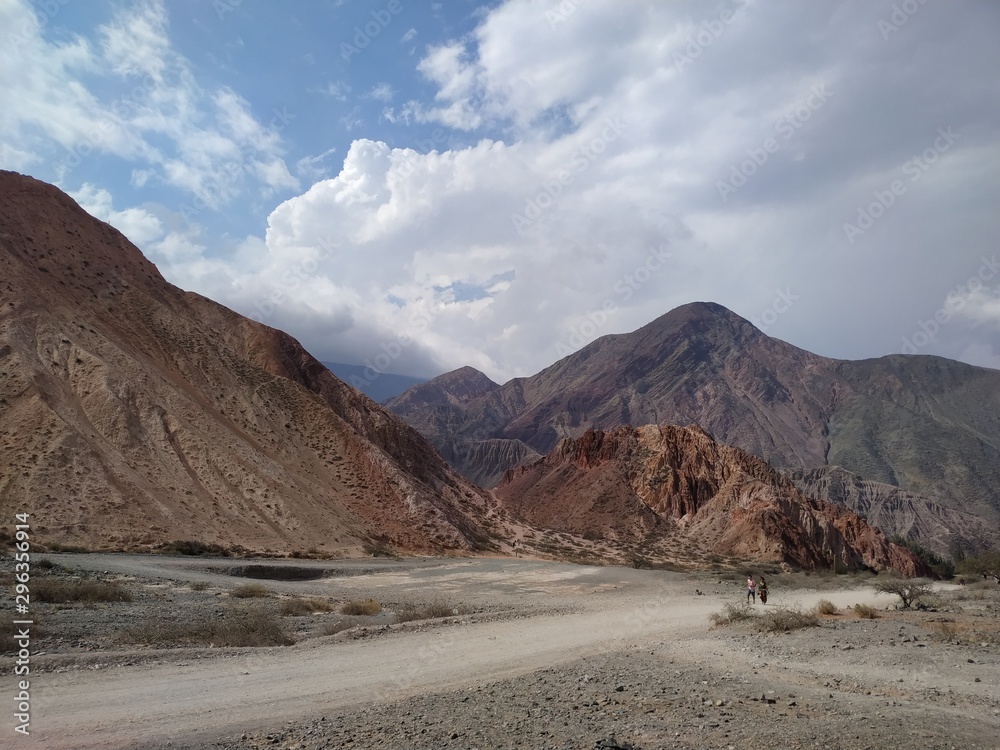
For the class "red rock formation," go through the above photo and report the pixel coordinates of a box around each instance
[498,424,930,575]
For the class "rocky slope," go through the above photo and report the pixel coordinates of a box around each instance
[790,466,1000,557]
[388,302,1000,545]
[496,424,928,574]
[0,170,501,555]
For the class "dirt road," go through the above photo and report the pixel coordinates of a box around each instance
[17,557,891,750]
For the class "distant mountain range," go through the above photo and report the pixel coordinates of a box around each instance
[0,170,987,572]
[321,361,427,403]
[388,302,1000,553]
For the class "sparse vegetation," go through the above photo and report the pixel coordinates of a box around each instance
[853,603,879,619]
[362,538,398,558]
[873,578,933,609]
[32,576,132,603]
[158,540,231,557]
[394,599,458,623]
[123,605,291,647]
[189,581,209,591]
[815,599,838,615]
[340,598,381,616]
[280,597,336,616]
[756,606,819,633]
[930,619,958,640]
[890,536,955,579]
[709,601,756,626]
[231,582,270,598]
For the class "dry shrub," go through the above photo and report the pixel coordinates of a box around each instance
[853,603,879,619]
[123,605,291,647]
[815,599,838,615]
[189,581,209,592]
[231,582,270,599]
[756,606,819,633]
[280,597,335,616]
[32,577,132,603]
[394,599,457,624]
[931,619,958,640]
[340,598,381,616]
[709,601,757,626]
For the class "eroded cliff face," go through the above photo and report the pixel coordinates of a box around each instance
[0,170,499,555]
[498,424,929,575]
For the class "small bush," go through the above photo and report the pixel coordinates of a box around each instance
[280,597,336,616]
[231,583,270,599]
[1,619,43,653]
[709,602,757,626]
[815,599,838,615]
[362,539,397,558]
[394,600,457,624]
[32,577,132,603]
[189,581,209,592]
[853,603,879,619]
[340,599,381,616]
[756,606,819,633]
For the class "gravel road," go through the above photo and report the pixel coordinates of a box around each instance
[4,555,998,750]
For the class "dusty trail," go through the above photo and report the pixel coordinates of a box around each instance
[23,574,881,750]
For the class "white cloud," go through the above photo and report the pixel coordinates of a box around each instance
[0,0,297,209]
[368,83,395,102]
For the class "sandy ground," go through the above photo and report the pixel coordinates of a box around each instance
[3,555,999,750]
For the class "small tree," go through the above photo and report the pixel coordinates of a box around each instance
[873,579,932,609]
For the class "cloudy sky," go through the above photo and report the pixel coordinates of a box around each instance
[2,0,998,382]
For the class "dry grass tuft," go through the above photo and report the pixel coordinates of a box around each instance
[230,582,270,599]
[32,577,132,603]
[394,599,458,624]
[709,601,756,626]
[815,599,838,615]
[122,605,291,647]
[340,598,381,616]
[853,603,879,619]
[756,606,819,632]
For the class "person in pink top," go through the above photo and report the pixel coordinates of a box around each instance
[746,574,757,604]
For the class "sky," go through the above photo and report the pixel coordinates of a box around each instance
[2,0,999,383]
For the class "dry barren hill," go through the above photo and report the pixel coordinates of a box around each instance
[496,424,929,575]
[389,302,1000,549]
[0,170,501,555]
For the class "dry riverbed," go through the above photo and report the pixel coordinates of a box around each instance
[2,554,998,750]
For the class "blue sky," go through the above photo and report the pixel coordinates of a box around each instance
[2,0,999,381]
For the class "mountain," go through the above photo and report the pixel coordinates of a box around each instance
[495,424,929,575]
[789,466,1000,557]
[0,171,500,555]
[388,302,1000,547]
[321,361,427,403]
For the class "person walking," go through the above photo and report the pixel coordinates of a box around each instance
[746,574,757,604]
[758,576,768,604]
